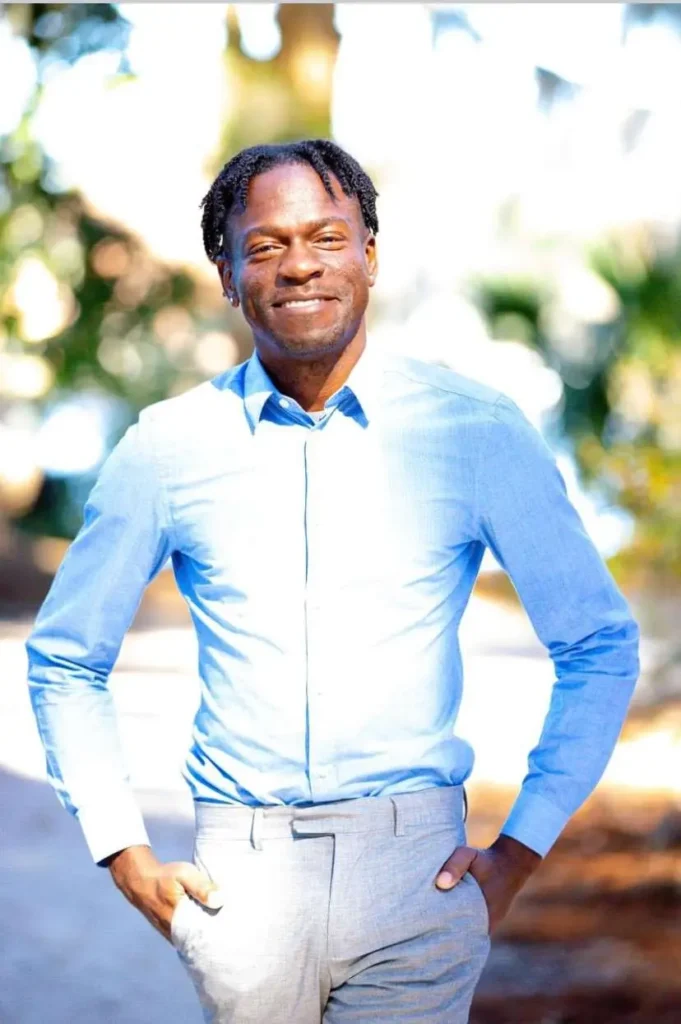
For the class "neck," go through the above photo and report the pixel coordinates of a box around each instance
[256,327,367,412]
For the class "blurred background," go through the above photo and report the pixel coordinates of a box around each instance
[1,3,681,1022]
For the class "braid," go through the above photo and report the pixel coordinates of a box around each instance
[199,139,379,263]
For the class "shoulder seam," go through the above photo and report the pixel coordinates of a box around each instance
[491,393,513,420]
[385,363,503,407]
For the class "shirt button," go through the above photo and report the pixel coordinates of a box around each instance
[279,397,290,408]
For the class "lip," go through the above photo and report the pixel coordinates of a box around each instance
[272,296,338,309]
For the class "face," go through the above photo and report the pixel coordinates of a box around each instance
[217,162,378,361]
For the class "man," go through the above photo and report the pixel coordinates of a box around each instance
[26,139,640,1023]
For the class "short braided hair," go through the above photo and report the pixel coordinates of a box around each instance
[199,139,379,263]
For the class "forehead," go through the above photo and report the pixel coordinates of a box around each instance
[229,162,363,240]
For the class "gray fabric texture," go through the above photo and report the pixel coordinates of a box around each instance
[170,785,491,1023]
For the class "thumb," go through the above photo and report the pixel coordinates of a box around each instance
[435,845,478,891]
[176,863,225,909]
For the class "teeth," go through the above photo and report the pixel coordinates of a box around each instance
[281,299,324,307]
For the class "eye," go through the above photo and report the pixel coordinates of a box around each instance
[249,243,276,256]
[317,234,344,245]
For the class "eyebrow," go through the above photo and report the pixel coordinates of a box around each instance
[242,217,350,245]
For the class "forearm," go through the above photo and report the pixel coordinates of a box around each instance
[500,614,641,856]
[28,656,150,864]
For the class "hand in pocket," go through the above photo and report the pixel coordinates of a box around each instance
[433,837,540,935]
[106,845,225,943]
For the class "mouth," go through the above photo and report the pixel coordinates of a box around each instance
[272,297,337,311]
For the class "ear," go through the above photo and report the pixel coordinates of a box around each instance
[216,255,239,308]
[365,233,378,288]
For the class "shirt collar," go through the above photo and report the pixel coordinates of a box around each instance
[242,349,277,431]
[242,340,385,433]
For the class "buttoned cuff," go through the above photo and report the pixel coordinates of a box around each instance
[76,797,151,866]
[498,789,570,858]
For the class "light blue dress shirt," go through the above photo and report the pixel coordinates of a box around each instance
[25,342,640,864]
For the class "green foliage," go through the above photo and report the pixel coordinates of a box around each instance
[475,229,681,584]
[1,4,201,537]
[216,4,338,164]
[6,3,131,70]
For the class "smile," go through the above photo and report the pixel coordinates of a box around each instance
[274,298,335,309]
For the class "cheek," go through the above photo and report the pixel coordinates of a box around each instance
[344,268,371,307]
[332,256,367,292]
[239,276,270,318]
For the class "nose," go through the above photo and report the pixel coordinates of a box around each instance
[276,238,324,283]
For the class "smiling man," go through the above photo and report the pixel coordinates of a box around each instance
[26,139,640,1024]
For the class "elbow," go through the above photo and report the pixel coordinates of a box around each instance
[26,641,109,699]
[551,613,641,689]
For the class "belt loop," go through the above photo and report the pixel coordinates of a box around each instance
[463,786,468,823]
[390,796,406,837]
[250,807,264,851]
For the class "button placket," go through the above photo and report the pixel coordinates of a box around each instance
[303,428,332,793]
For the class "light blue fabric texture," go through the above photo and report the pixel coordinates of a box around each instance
[25,341,640,864]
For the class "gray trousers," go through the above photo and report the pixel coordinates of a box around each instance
[170,785,490,1023]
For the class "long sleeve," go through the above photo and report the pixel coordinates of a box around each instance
[25,415,175,865]
[476,394,640,857]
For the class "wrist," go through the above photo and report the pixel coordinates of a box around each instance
[491,832,542,876]
[106,844,155,884]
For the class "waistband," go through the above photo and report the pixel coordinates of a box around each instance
[193,784,467,849]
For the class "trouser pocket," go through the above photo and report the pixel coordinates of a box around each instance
[464,871,490,936]
[170,893,191,949]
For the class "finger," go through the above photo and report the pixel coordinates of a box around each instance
[435,845,478,890]
[175,863,225,908]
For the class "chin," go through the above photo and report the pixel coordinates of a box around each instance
[275,332,348,357]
